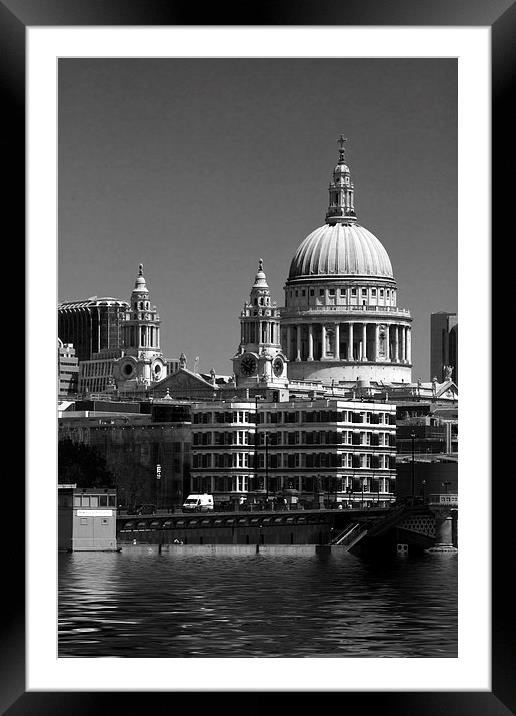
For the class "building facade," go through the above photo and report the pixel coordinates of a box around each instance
[430,311,458,383]
[58,297,129,362]
[280,136,412,385]
[58,404,191,510]
[58,339,79,397]
[58,485,118,552]
[190,398,397,508]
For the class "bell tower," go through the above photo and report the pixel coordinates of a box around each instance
[115,263,167,391]
[233,259,288,388]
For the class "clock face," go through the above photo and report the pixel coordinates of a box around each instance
[240,353,257,376]
[122,362,134,377]
[273,357,284,377]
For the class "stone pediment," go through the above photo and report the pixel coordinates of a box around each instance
[435,380,458,399]
[151,368,219,397]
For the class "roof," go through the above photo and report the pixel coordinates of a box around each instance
[288,223,394,280]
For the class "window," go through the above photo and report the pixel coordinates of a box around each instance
[380,289,384,297]
[302,290,306,296]
[351,288,357,296]
[362,288,367,296]
[319,289,324,296]
[81,496,90,507]
[329,288,335,296]
[99,495,108,506]
[90,496,99,507]
[340,288,346,296]
[310,289,314,296]
[371,289,376,296]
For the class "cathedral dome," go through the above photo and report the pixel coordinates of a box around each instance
[288,222,394,280]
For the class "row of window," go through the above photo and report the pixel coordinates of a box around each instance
[192,410,396,425]
[193,430,396,447]
[191,475,393,494]
[80,361,114,377]
[58,494,116,507]
[192,452,395,469]
[289,286,395,299]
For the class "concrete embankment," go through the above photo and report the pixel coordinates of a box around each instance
[119,542,349,556]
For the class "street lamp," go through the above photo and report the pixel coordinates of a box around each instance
[313,475,321,510]
[254,395,264,506]
[264,430,269,507]
[410,431,416,504]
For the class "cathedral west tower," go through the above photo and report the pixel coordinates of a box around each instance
[281,136,412,384]
[114,263,168,391]
[233,259,288,389]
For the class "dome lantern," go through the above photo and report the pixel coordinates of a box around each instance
[325,134,357,225]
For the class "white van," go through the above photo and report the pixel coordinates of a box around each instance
[182,494,214,513]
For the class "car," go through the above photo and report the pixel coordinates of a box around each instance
[137,503,157,515]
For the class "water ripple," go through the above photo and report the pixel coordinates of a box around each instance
[58,550,457,658]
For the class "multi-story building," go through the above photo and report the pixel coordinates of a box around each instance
[58,339,79,397]
[190,398,397,508]
[59,400,192,509]
[77,348,121,395]
[58,297,129,363]
[430,311,458,383]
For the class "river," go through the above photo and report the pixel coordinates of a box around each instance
[58,547,457,658]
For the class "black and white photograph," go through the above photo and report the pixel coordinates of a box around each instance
[56,56,459,659]
[9,7,507,708]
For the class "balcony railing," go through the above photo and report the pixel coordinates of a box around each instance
[281,305,411,316]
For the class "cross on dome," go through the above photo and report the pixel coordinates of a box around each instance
[253,257,269,289]
[133,262,148,292]
[337,134,347,161]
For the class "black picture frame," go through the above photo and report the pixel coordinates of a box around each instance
[6,0,508,712]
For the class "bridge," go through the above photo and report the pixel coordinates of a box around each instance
[117,497,457,555]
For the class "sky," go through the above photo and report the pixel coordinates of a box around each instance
[58,58,457,381]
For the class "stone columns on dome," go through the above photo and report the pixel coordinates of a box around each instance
[335,323,340,360]
[407,327,412,364]
[308,324,314,361]
[401,325,406,363]
[296,325,301,361]
[321,324,327,360]
[362,324,367,361]
[287,325,292,361]
[375,323,380,361]
[394,325,399,362]
[348,323,354,360]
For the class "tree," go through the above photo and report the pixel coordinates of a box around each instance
[58,439,115,489]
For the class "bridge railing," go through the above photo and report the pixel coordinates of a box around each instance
[365,503,422,538]
[330,523,361,545]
